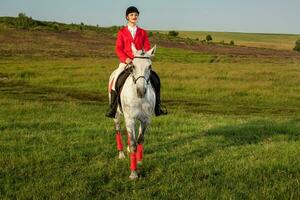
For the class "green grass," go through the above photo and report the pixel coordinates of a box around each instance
[158,31,300,50]
[1,48,300,199]
[155,47,217,63]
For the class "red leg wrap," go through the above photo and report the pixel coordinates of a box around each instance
[137,144,143,162]
[130,152,137,170]
[116,131,123,151]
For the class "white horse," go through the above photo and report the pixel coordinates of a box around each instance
[108,44,156,179]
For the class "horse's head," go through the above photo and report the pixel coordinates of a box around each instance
[131,44,156,98]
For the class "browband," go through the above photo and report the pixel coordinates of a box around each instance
[134,56,151,59]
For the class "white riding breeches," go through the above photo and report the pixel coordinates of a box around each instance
[111,63,128,91]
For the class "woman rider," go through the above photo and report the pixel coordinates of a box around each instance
[106,6,167,118]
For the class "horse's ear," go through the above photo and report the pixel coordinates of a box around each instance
[146,45,156,57]
[131,43,138,55]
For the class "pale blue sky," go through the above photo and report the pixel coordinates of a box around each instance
[0,0,299,34]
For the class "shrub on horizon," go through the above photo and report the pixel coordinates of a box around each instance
[169,30,179,37]
[206,35,213,42]
[294,39,300,52]
[15,12,35,29]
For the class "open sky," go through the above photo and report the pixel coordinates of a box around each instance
[0,0,299,34]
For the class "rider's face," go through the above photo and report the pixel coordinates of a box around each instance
[127,12,139,24]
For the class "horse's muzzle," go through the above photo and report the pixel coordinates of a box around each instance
[137,88,147,98]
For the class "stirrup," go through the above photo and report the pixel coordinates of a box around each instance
[160,104,168,115]
[155,104,168,116]
[105,109,116,118]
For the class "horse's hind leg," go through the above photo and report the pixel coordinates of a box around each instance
[114,112,125,159]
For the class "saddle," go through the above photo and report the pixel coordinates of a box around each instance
[109,68,161,97]
[115,68,132,95]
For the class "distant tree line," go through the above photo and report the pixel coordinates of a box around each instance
[0,13,122,34]
[1,13,41,29]
[165,32,235,45]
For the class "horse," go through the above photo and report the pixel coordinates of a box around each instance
[108,44,156,179]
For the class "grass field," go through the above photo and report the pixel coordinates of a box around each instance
[159,30,300,50]
[1,25,300,199]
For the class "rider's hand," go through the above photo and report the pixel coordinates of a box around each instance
[125,58,132,64]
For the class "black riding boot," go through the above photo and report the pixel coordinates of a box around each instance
[154,90,168,116]
[105,90,118,118]
[150,70,167,116]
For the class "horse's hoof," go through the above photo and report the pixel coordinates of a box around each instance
[118,151,125,159]
[129,171,138,180]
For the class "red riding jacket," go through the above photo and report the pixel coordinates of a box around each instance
[115,26,151,63]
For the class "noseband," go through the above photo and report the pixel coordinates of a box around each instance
[127,56,151,85]
[132,75,150,84]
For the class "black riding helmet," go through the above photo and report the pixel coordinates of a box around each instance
[126,6,139,16]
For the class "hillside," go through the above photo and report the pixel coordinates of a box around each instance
[1,16,300,60]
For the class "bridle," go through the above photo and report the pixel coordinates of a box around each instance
[126,56,151,85]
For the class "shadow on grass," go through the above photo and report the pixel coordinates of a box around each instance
[145,119,300,174]
[205,119,300,145]
[165,99,299,116]
[0,80,106,104]
[0,121,79,132]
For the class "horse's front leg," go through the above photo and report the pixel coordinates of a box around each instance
[125,117,138,180]
[114,112,125,159]
[136,119,149,165]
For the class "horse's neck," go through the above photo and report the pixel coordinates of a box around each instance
[121,75,155,117]
[121,75,135,95]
